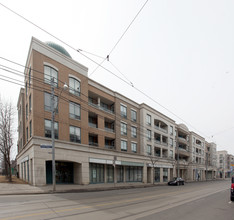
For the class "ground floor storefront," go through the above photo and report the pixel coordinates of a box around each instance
[17,138,214,186]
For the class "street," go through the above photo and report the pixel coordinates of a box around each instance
[0,180,232,220]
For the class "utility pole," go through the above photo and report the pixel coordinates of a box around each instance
[51,77,56,192]
[206,153,208,181]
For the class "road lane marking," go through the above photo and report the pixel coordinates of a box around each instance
[0,188,228,220]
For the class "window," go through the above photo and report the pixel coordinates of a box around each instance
[89,163,104,184]
[44,65,58,86]
[169,150,173,158]
[131,142,137,153]
[146,114,151,125]
[69,77,80,96]
[147,129,151,141]
[69,102,80,119]
[120,105,127,118]
[29,94,32,113]
[125,166,142,182]
[131,126,137,138]
[28,67,31,87]
[147,145,152,155]
[131,109,137,122]
[26,104,28,120]
[121,140,127,151]
[155,168,160,182]
[26,127,28,142]
[121,122,127,135]
[163,168,168,182]
[44,119,58,139]
[29,120,32,137]
[69,126,81,143]
[169,138,173,146]
[25,82,28,96]
[44,92,58,113]
[107,165,114,183]
[169,126,173,135]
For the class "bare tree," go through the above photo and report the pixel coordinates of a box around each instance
[0,99,14,182]
[148,154,159,185]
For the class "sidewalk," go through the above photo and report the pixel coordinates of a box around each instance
[0,179,228,196]
[0,182,156,195]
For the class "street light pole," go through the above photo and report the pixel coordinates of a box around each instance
[51,77,56,192]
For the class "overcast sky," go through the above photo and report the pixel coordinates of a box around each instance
[0,0,233,157]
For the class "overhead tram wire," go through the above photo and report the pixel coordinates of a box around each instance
[0,63,164,141]
[88,0,149,78]
[0,67,152,139]
[0,67,215,152]
[0,57,211,142]
[108,0,149,57]
[0,2,104,62]
[0,3,211,139]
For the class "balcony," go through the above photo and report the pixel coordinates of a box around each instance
[155,126,168,134]
[89,134,98,147]
[105,118,115,133]
[89,112,98,128]
[178,136,188,145]
[88,92,114,115]
[154,119,168,134]
[105,138,115,150]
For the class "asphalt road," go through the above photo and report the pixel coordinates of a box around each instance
[0,180,232,220]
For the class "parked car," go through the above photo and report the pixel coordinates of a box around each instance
[231,177,234,201]
[168,177,184,186]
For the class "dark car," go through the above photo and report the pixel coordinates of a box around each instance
[168,177,184,186]
[231,177,234,201]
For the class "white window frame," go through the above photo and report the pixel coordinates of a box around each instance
[131,126,137,138]
[121,140,127,151]
[121,122,127,135]
[131,142,137,153]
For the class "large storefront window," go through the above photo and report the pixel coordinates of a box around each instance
[117,166,124,182]
[163,168,168,182]
[90,163,104,184]
[107,165,114,183]
[125,166,142,182]
[155,167,160,182]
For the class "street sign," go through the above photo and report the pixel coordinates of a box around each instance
[40,145,52,149]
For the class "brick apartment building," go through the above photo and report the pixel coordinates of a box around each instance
[17,37,216,186]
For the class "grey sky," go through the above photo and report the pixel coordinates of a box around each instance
[0,0,233,157]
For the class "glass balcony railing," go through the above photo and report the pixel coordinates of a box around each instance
[105,127,114,133]
[105,145,115,150]
[89,122,97,128]
[88,101,114,114]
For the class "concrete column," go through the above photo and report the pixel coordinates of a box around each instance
[143,163,147,183]
[104,164,107,183]
[168,168,170,182]
[160,167,163,182]
[98,97,101,106]
[79,162,89,185]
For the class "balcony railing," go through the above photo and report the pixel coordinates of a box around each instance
[154,140,161,145]
[88,101,114,114]
[89,142,98,146]
[155,126,168,134]
[105,127,114,133]
[105,145,115,150]
[89,122,97,128]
